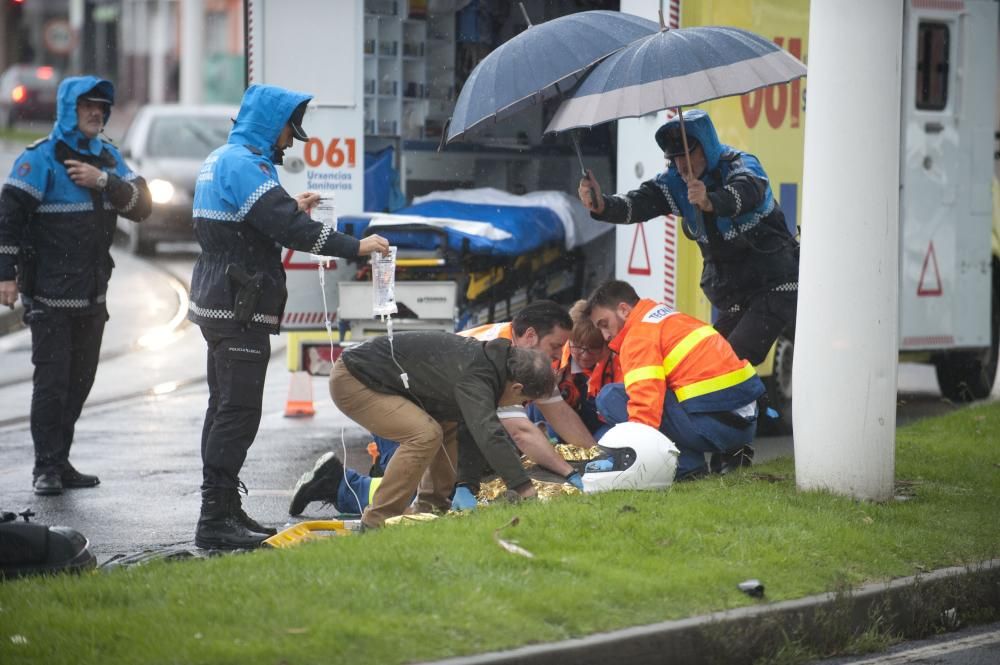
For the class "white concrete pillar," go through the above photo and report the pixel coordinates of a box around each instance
[793,0,903,500]
[180,0,204,104]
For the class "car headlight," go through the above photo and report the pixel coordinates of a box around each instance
[149,178,175,204]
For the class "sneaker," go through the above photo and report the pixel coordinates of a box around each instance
[62,462,100,488]
[288,452,344,516]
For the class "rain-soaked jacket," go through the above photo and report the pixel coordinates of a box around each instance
[594,110,798,312]
[612,298,764,429]
[188,84,360,334]
[0,76,151,313]
[341,331,532,490]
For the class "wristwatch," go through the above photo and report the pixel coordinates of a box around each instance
[96,171,108,190]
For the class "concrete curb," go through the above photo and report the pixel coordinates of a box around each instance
[422,560,1000,665]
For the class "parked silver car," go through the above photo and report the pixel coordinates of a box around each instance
[117,104,237,255]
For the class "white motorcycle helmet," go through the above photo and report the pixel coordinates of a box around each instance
[582,422,680,493]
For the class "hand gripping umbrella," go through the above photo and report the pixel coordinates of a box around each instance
[545,24,807,182]
[444,5,658,192]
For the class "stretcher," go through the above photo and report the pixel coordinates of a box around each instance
[335,188,613,336]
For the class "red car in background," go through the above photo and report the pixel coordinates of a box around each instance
[0,64,59,128]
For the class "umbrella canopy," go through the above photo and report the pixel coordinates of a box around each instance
[445,10,658,144]
[545,26,807,133]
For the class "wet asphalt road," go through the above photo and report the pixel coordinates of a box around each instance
[808,621,1000,664]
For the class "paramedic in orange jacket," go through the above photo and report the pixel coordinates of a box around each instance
[586,280,765,480]
[457,301,597,490]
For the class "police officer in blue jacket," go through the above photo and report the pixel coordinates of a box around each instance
[578,109,798,368]
[0,76,152,496]
[189,83,388,550]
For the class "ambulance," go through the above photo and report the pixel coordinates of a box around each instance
[617,0,1000,419]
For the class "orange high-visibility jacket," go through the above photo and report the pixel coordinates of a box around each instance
[610,299,760,429]
[556,341,623,403]
[555,341,624,399]
[459,322,513,341]
[588,350,622,399]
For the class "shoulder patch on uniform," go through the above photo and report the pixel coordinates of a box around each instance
[25,137,50,150]
[641,304,674,323]
[17,162,31,177]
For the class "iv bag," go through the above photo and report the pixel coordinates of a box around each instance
[372,246,398,317]
[310,197,336,263]
[312,197,337,226]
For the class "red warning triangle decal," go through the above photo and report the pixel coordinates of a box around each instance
[916,241,942,297]
[627,224,652,276]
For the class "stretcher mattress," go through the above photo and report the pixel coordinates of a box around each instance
[337,188,611,257]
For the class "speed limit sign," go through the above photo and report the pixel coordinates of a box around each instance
[43,19,76,56]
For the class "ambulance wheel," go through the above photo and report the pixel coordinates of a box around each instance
[934,258,999,401]
[760,333,794,436]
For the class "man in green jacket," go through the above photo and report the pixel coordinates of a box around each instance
[330,331,555,529]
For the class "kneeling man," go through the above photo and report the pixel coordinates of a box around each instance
[329,331,555,529]
[586,280,764,480]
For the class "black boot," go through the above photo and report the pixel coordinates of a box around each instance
[234,482,277,536]
[288,452,344,516]
[62,462,100,488]
[195,488,268,550]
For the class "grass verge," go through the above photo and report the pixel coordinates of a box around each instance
[2,403,998,665]
[0,127,47,145]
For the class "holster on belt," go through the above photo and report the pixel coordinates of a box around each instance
[226,264,263,326]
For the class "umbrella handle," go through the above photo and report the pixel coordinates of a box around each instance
[572,132,598,210]
[676,107,695,182]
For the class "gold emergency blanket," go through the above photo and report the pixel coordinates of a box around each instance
[477,477,579,501]
[477,444,602,501]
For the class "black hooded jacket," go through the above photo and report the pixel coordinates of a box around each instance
[341,332,531,490]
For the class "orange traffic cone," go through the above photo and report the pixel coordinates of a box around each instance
[284,370,315,417]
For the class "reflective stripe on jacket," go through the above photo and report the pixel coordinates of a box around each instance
[610,299,763,428]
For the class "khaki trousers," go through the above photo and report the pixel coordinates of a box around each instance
[330,359,457,528]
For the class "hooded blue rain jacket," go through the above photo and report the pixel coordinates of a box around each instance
[0,76,152,312]
[188,84,360,334]
[595,110,798,312]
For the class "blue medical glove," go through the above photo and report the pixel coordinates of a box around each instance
[585,458,614,473]
[451,485,478,511]
[564,471,584,490]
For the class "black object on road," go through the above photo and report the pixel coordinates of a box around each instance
[0,510,97,579]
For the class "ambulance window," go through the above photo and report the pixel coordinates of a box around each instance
[915,22,949,111]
